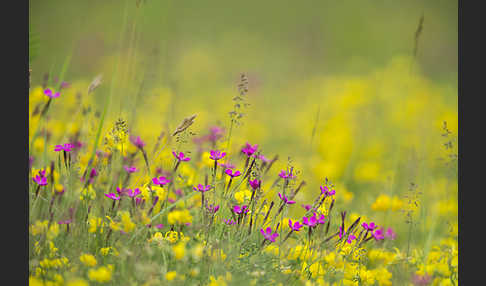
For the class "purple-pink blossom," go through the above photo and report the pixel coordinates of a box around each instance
[193,184,212,192]
[316,214,326,224]
[288,219,303,231]
[372,228,385,240]
[233,205,249,214]
[279,169,295,179]
[260,227,279,242]
[105,193,120,201]
[362,222,378,231]
[152,176,171,186]
[302,204,312,211]
[44,88,60,98]
[124,166,138,173]
[32,170,47,186]
[209,150,226,161]
[130,136,145,149]
[241,142,258,156]
[218,162,235,169]
[385,227,396,240]
[172,151,191,162]
[54,143,73,152]
[126,188,141,198]
[223,219,236,225]
[249,179,261,190]
[225,169,241,178]
[206,204,220,213]
[278,192,296,205]
[302,214,318,227]
[320,185,335,196]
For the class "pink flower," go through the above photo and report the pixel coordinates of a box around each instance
[278,192,296,205]
[209,150,226,160]
[362,222,378,231]
[372,228,385,240]
[44,88,60,98]
[32,169,47,186]
[302,214,318,227]
[126,188,141,198]
[288,219,303,231]
[301,204,312,211]
[233,205,249,214]
[54,143,73,152]
[223,219,236,225]
[346,234,357,244]
[249,179,261,190]
[260,227,279,242]
[172,151,191,162]
[385,227,396,240]
[320,185,335,196]
[207,204,220,213]
[279,169,295,179]
[218,162,235,169]
[152,176,171,186]
[241,142,258,156]
[124,166,138,173]
[317,214,326,224]
[130,136,145,149]
[193,184,212,192]
[225,169,241,178]
[105,193,120,201]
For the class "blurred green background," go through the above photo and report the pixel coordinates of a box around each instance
[29,0,458,250]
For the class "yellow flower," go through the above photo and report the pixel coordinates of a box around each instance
[172,242,186,260]
[354,161,381,182]
[88,266,112,283]
[47,223,60,240]
[88,217,104,233]
[120,211,136,233]
[234,189,252,204]
[166,271,177,281]
[167,209,193,225]
[66,278,89,286]
[30,220,49,235]
[80,254,97,267]
[371,194,391,211]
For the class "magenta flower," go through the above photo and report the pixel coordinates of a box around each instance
[218,162,235,169]
[260,227,279,243]
[385,227,396,240]
[105,193,120,201]
[279,169,295,179]
[362,222,378,231]
[44,88,60,98]
[135,197,144,206]
[372,228,385,240]
[225,169,241,178]
[32,174,48,186]
[412,274,432,286]
[278,192,296,205]
[209,126,224,142]
[126,188,141,198]
[124,166,138,173]
[302,214,318,227]
[54,143,73,152]
[172,151,191,162]
[320,185,335,196]
[288,219,304,231]
[152,176,171,186]
[223,219,236,225]
[193,184,212,192]
[302,204,312,211]
[339,226,346,239]
[249,179,261,190]
[116,187,128,196]
[207,204,220,213]
[233,205,249,214]
[346,234,357,244]
[317,214,326,224]
[130,136,145,149]
[209,150,226,161]
[88,168,98,183]
[58,219,72,225]
[241,142,258,156]
[255,154,270,163]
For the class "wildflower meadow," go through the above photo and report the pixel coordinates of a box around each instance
[29,1,458,285]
